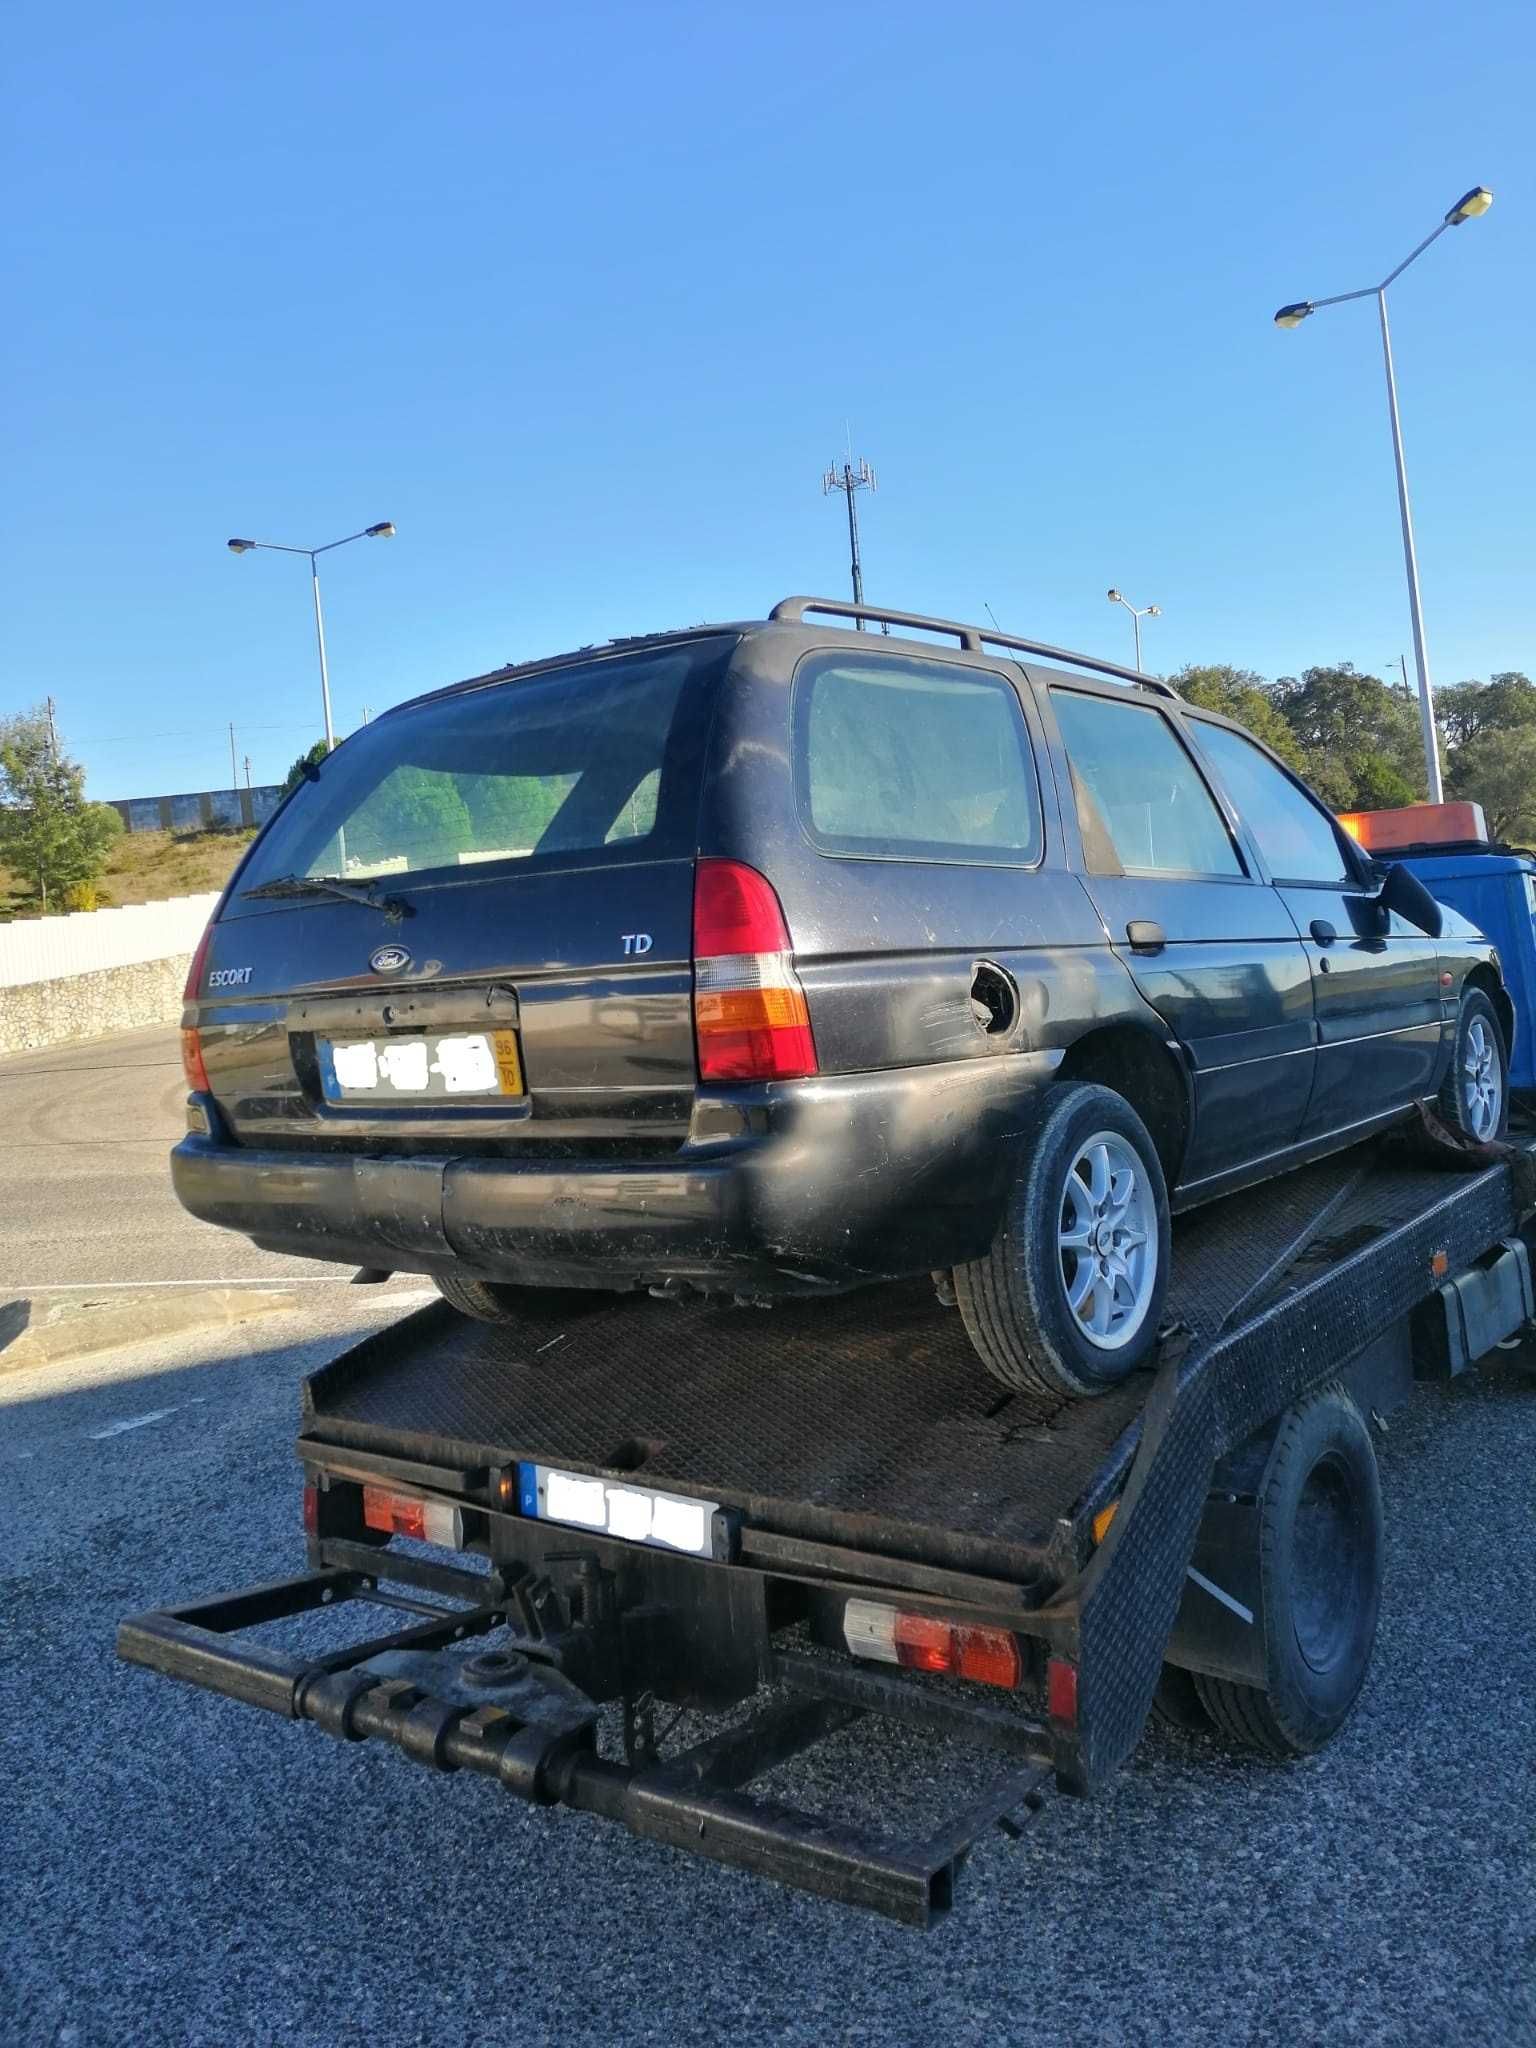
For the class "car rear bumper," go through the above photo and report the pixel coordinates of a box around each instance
[172,1052,1062,1295]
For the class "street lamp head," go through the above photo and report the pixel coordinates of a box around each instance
[365,522,396,539]
[227,538,256,553]
[1274,302,1314,329]
[1106,588,1122,603]
[1146,605,1162,618]
[1445,185,1493,226]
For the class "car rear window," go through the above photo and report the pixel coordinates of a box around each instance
[234,638,731,897]
[793,649,1042,864]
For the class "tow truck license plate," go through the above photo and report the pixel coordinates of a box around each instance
[317,1029,524,1101]
[517,1462,730,1561]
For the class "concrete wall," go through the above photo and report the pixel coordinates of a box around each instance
[0,953,194,1056]
[0,893,220,987]
[108,785,283,833]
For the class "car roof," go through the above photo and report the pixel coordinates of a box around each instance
[379,596,1177,726]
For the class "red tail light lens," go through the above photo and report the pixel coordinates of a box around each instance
[181,923,214,1093]
[361,1485,465,1548]
[1046,1656,1079,1725]
[843,1599,1023,1690]
[692,860,818,1083]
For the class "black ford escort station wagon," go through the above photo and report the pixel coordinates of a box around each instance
[173,596,1511,1401]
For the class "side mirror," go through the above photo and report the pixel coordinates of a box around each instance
[1377,861,1443,939]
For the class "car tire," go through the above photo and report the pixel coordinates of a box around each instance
[954,1081,1171,1400]
[1436,988,1509,1144]
[434,1274,590,1323]
[1193,1385,1382,1760]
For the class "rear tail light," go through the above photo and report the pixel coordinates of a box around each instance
[180,923,214,1093]
[1046,1656,1079,1726]
[692,859,817,1082]
[843,1598,1023,1690]
[362,1484,465,1549]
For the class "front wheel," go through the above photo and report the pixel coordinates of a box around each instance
[954,1081,1171,1400]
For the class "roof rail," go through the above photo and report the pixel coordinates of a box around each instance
[769,596,1178,699]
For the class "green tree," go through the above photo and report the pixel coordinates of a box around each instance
[1436,672,1536,754]
[1447,723,1536,845]
[282,739,329,793]
[0,706,121,913]
[1271,663,1425,811]
[1168,665,1305,769]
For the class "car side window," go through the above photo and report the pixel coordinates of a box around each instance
[795,649,1042,863]
[1049,690,1244,877]
[1191,720,1354,886]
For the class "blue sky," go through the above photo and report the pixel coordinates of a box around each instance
[4,0,1532,799]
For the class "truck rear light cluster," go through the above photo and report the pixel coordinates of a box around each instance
[180,924,213,1093]
[362,1485,465,1549]
[692,859,818,1083]
[843,1598,1023,1690]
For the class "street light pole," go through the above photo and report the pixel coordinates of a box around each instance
[1376,288,1439,801]
[1273,185,1493,805]
[310,558,335,750]
[226,522,395,750]
[1106,588,1161,672]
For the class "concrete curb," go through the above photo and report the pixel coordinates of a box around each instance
[0,1286,309,1375]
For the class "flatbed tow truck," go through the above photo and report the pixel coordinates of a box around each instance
[119,1124,1536,1926]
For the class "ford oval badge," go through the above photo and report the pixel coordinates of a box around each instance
[369,944,412,975]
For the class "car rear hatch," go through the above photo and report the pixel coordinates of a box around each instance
[190,635,735,1159]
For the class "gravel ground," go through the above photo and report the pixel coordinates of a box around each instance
[2,1300,1533,2047]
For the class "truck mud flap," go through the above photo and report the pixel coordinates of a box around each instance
[118,1559,1055,1928]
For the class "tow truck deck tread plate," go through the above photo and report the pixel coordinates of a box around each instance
[302,1138,1507,1580]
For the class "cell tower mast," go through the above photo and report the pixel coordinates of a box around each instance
[822,457,876,628]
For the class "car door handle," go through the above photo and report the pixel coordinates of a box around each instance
[1125,920,1166,954]
[1309,920,1337,946]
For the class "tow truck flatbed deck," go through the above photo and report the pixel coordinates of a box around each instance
[299,1135,1515,1586]
[119,1127,1536,1925]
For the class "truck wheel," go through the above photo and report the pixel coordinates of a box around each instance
[1194,1385,1382,1760]
[954,1082,1170,1399]
[1437,989,1508,1143]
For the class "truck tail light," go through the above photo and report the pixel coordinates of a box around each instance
[1046,1656,1079,1726]
[362,1485,465,1549]
[180,923,214,1093]
[843,1598,1023,1690]
[692,859,817,1082]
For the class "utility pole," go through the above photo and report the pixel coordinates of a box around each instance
[228,722,238,790]
[243,754,252,791]
[822,458,876,627]
[44,697,59,761]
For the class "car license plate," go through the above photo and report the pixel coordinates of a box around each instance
[317,1028,524,1101]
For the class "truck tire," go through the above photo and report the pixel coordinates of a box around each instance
[954,1082,1170,1400]
[1437,988,1509,1144]
[1193,1385,1382,1759]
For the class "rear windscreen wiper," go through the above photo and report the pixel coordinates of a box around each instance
[240,874,415,921]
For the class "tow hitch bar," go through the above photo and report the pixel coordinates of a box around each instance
[119,1554,1056,1927]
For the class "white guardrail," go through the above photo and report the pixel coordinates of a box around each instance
[0,892,219,988]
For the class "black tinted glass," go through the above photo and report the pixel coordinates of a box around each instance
[1192,721,1352,884]
[1051,691,1243,876]
[236,640,728,896]
[795,650,1042,863]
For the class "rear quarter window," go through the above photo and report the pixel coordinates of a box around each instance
[792,649,1042,864]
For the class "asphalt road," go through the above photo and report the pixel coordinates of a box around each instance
[4,1299,1533,2047]
[0,1025,366,1292]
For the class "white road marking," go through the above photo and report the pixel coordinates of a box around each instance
[90,1407,182,1440]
